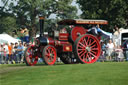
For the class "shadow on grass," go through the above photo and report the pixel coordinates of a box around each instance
[4,62,66,67]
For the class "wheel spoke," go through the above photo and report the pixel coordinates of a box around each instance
[85,53,91,62]
[78,50,85,55]
[79,42,86,48]
[91,48,98,51]
[47,49,50,54]
[88,39,92,46]
[85,53,89,61]
[88,52,97,58]
[79,51,86,58]
[78,48,86,51]
[45,54,49,57]
[78,44,85,49]
[89,40,96,46]
[90,50,97,55]
[90,44,96,48]
[86,36,90,45]
[51,48,54,53]
[88,53,92,62]
[83,38,87,46]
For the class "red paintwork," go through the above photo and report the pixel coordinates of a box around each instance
[55,41,70,45]
[48,37,70,46]
[25,46,38,66]
[63,44,72,52]
[76,34,101,64]
[48,37,55,46]
[59,33,69,41]
[43,46,57,65]
[97,36,101,41]
[71,26,87,42]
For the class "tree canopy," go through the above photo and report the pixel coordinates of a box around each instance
[0,0,77,38]
[77,0,128,32]
[0,0,128,38]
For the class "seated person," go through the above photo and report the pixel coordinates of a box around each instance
[88,24,101,36]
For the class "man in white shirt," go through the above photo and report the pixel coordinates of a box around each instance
[106,40,115,61]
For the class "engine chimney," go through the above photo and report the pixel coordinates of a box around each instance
[39,16,45,37]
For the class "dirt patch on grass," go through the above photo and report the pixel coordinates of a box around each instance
[0,66,28,74]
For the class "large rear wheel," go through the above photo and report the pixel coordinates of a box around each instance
[42,45,57,65]
[74,34,101,64]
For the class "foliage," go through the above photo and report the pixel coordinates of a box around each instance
[0,0,18,35]
[1,0,128,36]
[77,0,128,32]
[0,0,77,39]
[0,16,18,35]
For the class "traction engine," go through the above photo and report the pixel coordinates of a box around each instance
[24,16,108,66]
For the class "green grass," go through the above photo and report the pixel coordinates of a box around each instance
[0,62,128,85]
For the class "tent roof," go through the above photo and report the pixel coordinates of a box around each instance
[0,33,19,44]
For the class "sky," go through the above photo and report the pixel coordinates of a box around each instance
[0,0,82,18]
[49,0,82,18]
[71,0,82,15]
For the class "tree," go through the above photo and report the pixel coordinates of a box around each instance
[0,0,18,34]
[77,0,128,32]
[0,17,17,34]
[7,0,77,39]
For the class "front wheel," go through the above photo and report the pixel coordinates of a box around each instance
[24,46,38,66]
[42,45,57,65]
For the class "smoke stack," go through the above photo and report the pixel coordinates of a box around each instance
[39,16,45,37]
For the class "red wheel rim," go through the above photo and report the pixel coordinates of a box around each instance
[25,46,38,66]
[71,26,87,42]
[76,34,101,63]
[44,46,56,65]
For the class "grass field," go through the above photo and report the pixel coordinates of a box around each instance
[0,62,128,85]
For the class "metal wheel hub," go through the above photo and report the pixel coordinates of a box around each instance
[86,46,91,52]
[50,54,53,57]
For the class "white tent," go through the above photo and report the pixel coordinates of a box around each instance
[0,33,20,44]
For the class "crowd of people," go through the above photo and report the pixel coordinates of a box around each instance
[0,42,27,64]
[98,25,128,62]
[99,40,124,62]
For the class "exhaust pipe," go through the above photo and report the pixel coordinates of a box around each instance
[39,16,45,37]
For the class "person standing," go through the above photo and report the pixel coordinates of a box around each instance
[4,43,9,64]
[8,43,13,64]
[106,40,115,61]
[100,41,106,62]
[122,40,128,61]
[17,43,24,63]
[0,44,4,64]
[13,43,19,63]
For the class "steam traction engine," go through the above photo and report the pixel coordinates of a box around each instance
[24,16,108,66]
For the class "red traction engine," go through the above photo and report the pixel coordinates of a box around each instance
[24,16,108,66]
